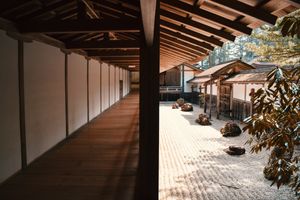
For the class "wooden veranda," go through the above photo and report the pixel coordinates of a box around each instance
[0,1,299,200]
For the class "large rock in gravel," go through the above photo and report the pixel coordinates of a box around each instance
[176,98,185,107]
[181,103,193,112]
[195,114,211,125]
[172,103,179,109]
[224,146,245,155]
[220,122,242,137]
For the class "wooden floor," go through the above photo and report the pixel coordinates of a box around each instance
[0,93,139,200]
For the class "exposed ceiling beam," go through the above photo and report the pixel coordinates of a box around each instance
[15,0,74,22]
[161,0,252,34]
[160,27,213,51]
[160,9,235,41]
[66,40,140,49]
[160,38,204,57]
[87,49,139,57]
[91,0,140,18]
[160,19,223,46]
[209,0,277,25]
[18,18,140,33]
[160,42,200,58]
[160,33,208,54]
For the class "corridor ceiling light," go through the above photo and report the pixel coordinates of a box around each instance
[128,65,136,68]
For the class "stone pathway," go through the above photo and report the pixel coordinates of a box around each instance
[159,102,296,200]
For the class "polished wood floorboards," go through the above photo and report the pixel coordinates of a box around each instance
[0,93,139,200]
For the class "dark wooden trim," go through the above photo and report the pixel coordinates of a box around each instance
[64,53,69,137]
[161,0,252,34]
[108,64,111,106]
[136,0,159,199]
[160,9,235,41]
[18,40,27,169]
[99,61,102,113]
[210,0,277,25]
[160,27,211,51]
[160,19,223,47]
[87,49,140,57]
[181,64,184,93]
[19,18,140,33]
[66,40,140,50]
[87,59,90,122]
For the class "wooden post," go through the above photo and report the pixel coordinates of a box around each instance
[229,84,233,119]
[216,78,221,119]
[136,0,159,199]
[18,40,27,169]
[99,61,102,113]
[181,64,184,94]
[249,88,255,116]
[209,78,213,119]
[243,84,247,120]
[204,84,207,113]
[86,58,90,122]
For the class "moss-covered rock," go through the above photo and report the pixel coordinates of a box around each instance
[220,122,242,137]
[176,98,185,107]
[195,114,211,125]
[181,103,193,112]
[224,146,245,155]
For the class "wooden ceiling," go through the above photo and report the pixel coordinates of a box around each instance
[0,0,299,72]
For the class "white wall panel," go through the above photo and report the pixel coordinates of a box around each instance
[206,83,217,96]
[109,65,115,105]
[101,63,109,111]
[0,31,21,183]
[246,83,264,101]
[89,59,100,120]
[115,67,120,101]
[68,53,87,134]
[24,41,65,163]
[233,84,245,100]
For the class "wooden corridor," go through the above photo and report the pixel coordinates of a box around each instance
[0,93,139,200]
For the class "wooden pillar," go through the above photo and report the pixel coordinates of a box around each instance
[209,78,213,119]
[99,61,102,113]
[229,84,233,119]
[204,84,207,113]
[18,40,27,169]
[61,49,71,137]
[181,64,184,94]
[216,78,221,119]
[243,84,247,120]
[250,88,255,116]
[86,58,90,122]
[136,0,159,199]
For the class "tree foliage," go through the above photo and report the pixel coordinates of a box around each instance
[246,10,300,66]
[243,10,300,195]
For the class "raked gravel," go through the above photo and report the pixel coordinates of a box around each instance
[159,102,296,200]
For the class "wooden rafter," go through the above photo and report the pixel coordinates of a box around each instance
[160,19,223,46]
[161,27,213,51]
[18,18,140,33]
[160,9,235,41]
[66,40,139,49]
[87,49,139,57]
[161,0,252,34]
[209,0,277,25]
[160,33,208,54]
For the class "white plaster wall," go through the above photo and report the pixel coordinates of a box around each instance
[184,67,194,92]
[88,59,100,120]
[24,41,65,163]
[109,65,115,105]
[68,53,87,134]
[101,63,109,111]
[246,83,264,101]
[206,83,217,95]
[115,67,120,102]
[0,31,21,183]
[233,84,246,100]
